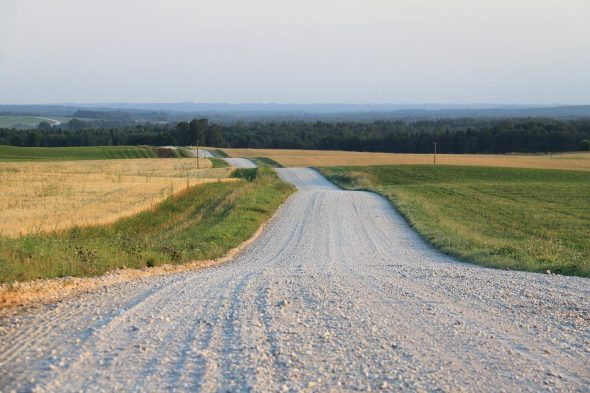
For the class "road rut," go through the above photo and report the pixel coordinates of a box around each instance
[1,168,588,392]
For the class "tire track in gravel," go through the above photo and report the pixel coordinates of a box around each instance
[1,167,589,392]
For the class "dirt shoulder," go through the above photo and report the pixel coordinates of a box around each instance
[0,202,277,317]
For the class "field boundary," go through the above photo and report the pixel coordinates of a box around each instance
[0,191,293,315]
[221,148,590,172]
[320,165,590,277]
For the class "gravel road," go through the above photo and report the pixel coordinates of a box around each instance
[1,168,588,392]
[222,157,257,168]
[189,149,215,158]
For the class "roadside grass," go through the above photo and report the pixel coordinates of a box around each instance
[0,145,166,161]
[210,149,229,158]
[222,148,590,172]
[231,168,259,181]
[252,157,284,168]
[210,158,230,168]
[320,165,590,277]
[0,158,228,237]
[0,167,294,283]
[174,148,193,158]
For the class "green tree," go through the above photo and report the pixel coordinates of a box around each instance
[37,121,52,130]
[206,124,225,147]
[579,139,590,151]
[67,119,88,130]
[189,118,208,145]
[176,121,190,145]
[26,131,41,146]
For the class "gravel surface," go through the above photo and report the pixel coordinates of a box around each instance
[222,157,257,168]
[1,167,588,392]
[188,149,215,158]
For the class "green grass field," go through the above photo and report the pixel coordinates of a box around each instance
[251,157,284,168]
[210,157,230,168]
[0,115,72,128]
[209,149,229,158]
[0,167,294,283]
[320,165,590,277]
[0,145,192,161]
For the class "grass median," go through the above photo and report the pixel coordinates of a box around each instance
[320,165,590,277]
[0,167,294,283]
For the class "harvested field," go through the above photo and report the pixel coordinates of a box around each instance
[222,148,590,171]
[0,158,231,237]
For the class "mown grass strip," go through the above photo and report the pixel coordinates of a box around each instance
[211,149,229,158]
[252,157,284,168]
[0,167,294,283]
[0,145,162,161]
[210,158,230,168]
[320,165,590,277]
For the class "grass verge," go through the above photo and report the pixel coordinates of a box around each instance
[320,165,590,277]
[0,167,294,283]
[252,157,284,168]
[210,158,230,168]
[210,148,229,157]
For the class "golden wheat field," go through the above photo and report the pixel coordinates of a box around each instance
[0,158,234,238]
[222,148,590,171]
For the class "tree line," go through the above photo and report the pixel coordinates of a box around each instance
[1,118,589,153]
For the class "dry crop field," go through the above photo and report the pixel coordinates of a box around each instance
[222,148,590,171]
[0,158,233,237]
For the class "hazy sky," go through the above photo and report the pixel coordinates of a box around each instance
[1,0,589,104]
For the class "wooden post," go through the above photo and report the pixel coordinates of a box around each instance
[433,141,437,165]
[196,139,200,170]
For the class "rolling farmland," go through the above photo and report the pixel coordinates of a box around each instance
[321,165,590,277]
[0,167,587,391]
[0,115,70,128]
[0,145,194,162]
[222,148,590,171]
[3,0,589,390]
[0,158,223,237]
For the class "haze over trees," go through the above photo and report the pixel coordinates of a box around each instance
[1,118,589,154]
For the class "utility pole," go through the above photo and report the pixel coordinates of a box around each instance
[196,139,200,170]
[433,141,437,165]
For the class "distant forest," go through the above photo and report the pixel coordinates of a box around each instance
[1,118,590,154]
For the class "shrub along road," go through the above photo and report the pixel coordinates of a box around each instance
[0,168,588,391]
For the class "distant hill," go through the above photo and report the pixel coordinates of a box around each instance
[1,103,590,123]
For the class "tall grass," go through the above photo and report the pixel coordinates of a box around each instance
[0,167,294,283]
[321,165,590,277]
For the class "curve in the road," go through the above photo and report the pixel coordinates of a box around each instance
[222,157,257,168]
[0,168,588,392]
[189,149,215,158]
